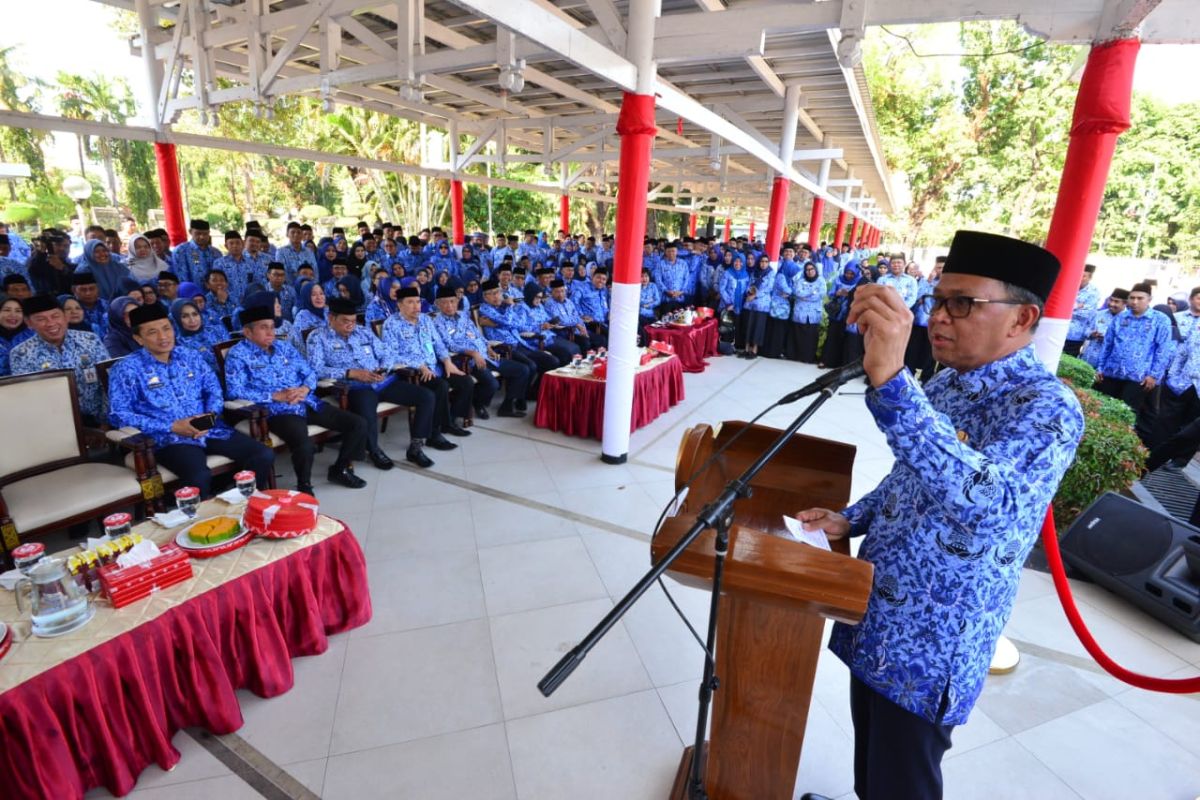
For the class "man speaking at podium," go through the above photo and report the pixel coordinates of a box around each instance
[797,231,1084,800]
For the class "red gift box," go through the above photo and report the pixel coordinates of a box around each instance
[639,351,655,365]
[592,360,607,380]
[649,340,675,356]
[98,544,194,609]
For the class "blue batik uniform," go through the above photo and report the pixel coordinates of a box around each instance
[542,295,586,332]
[0,256,28,280]
[171,241,222,284]
[744,268,776,313]
[306,325,398,391]
[289,309,327,355]
[381,313,449,374]
[491,245,516,266]
[517,242,542,261]
[768,270,793,320]
[878,273,920,309]
[912,278,934,328]
[224,338,323,416]
[776,257,802,284]
[173,327,223,370]
[1067,283,1102,343]
[398,250,430,274]
[1174,310,1200,343]
[277,245,317,282]
[203,293,238,329]
[430,254,459,279]
[213,254,259,303]
[477,303,533,349]
[5,232,31,262]
[831,346,1083,725]
[719,268,749,313]
[365,299,395,324]
[1164,330,1200,397]
[9,330,110,418]
[639,283,661,319]
[519,303,558,346]
[642,252,661,277]
[432,309,492,359]
[502,283,524,304]
[107,347,233,449]
[0,329,36,376]
[1098,309,1174,382]
[656,259,692,300]
[575,285,610,324]
[268,283,298,322]
[696,256,722,301]
[1081,308,1120,368]
[790,274,825,323]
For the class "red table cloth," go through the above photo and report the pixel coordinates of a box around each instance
[646,318,720,373]
[534,354,685,439]
[0,520,371,800]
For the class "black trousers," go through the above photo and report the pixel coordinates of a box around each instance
[440,373,475,422]
[1144,386,1200,451]
[157,431,275,498]
[546,338,580,366]
[1097,376,1151,415]
[1147,410,1200,472]
[1062,339,1084,357]
[472,359,532,409]
[850,676,955,800]
[267,404,367,485]
[347,382,435,449]
[511,346,559,375]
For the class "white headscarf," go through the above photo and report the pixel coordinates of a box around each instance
[126,233,168,282]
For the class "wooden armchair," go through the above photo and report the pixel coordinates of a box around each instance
[0,370,150,567]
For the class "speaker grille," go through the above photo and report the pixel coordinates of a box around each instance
[1080,509,1173,575]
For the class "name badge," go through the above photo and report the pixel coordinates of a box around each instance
[83,367,98,384]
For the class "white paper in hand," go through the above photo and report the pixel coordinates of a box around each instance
[782,515,832,551]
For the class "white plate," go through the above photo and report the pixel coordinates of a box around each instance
[175,516,251,552]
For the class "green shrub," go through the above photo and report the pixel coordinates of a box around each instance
[1052,384,1146,530]
[1056,355,1095,389]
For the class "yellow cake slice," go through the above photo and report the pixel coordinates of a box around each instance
[187,516,241,546]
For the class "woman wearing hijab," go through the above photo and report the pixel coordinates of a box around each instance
[463,277,483,309]
[103,296,142,357]
[518,285,577,366]
[0,297,35,375]
[346,242,368,276]
[336,274,366,311]
[738,253,776,359]
[718,254,750,351]
[365,276,400,323]
[291,282,329,354]
[431,241,459,280]
[170,298,220,369]
[789,262,825,363]
[459,245,483,283]
[76,240,132,301]
[316,238,339,283]
[819,264,863,368]
[58,295,95,333]
[126,233,168,283]
[637,267,662,346]
[761,257,794,359]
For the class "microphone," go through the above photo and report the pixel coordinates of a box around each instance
[778,359,866,404]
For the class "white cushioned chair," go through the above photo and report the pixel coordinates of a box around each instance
[0,370,148,563]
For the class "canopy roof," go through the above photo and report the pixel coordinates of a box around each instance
[91,0,1200,230]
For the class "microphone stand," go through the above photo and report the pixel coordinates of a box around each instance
[538,378,854,799]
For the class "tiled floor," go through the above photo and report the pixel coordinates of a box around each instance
[87,355,1200,799]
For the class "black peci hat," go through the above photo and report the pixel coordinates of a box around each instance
[327,297,359,316]
[239,305,273,325]
[130,302,170,331]
[941,231,1061,302]
[397,286,420,299]
[21,294,60,316]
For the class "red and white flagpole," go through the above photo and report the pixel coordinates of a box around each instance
[601,0,659,464]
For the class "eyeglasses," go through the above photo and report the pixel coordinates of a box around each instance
[917,294,1026,318]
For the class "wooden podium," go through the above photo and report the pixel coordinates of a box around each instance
[653,421,875,800]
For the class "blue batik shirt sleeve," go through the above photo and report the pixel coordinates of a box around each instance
[864,364,1082,542]
[769,271,792,320]
[1150,312,1174,379]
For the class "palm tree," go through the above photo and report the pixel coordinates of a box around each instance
[56,73,133,205]
[0,46,49,200]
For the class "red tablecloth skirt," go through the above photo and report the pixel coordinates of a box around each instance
[534,355,685,439]
[647,318,720,373]
[0,523,371,800]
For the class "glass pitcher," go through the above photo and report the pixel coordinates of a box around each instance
[15,557,92,637]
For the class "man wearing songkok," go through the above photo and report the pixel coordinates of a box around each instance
[305,296,442,468]
[1095,281,1173,414]
[431,286,531,419]
[156,271,181,305]
[214,230,258,303]
[797,231,1084,800]
[278,221,318,281]
[107,303,274,497]
[71,271,109,336]
[381,286,475,434]
[574,268,611,332]
[476,280,558,391]
[1081,287,1127,368]
[655,242,692,314]
[224,304,369,494]
[877,254,920,309]
[10,295,111,425]
[1063,263,1101,357]
[544,279,602,350]
[171,219,222,284]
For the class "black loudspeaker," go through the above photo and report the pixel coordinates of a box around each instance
[1060,492,1200,643]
